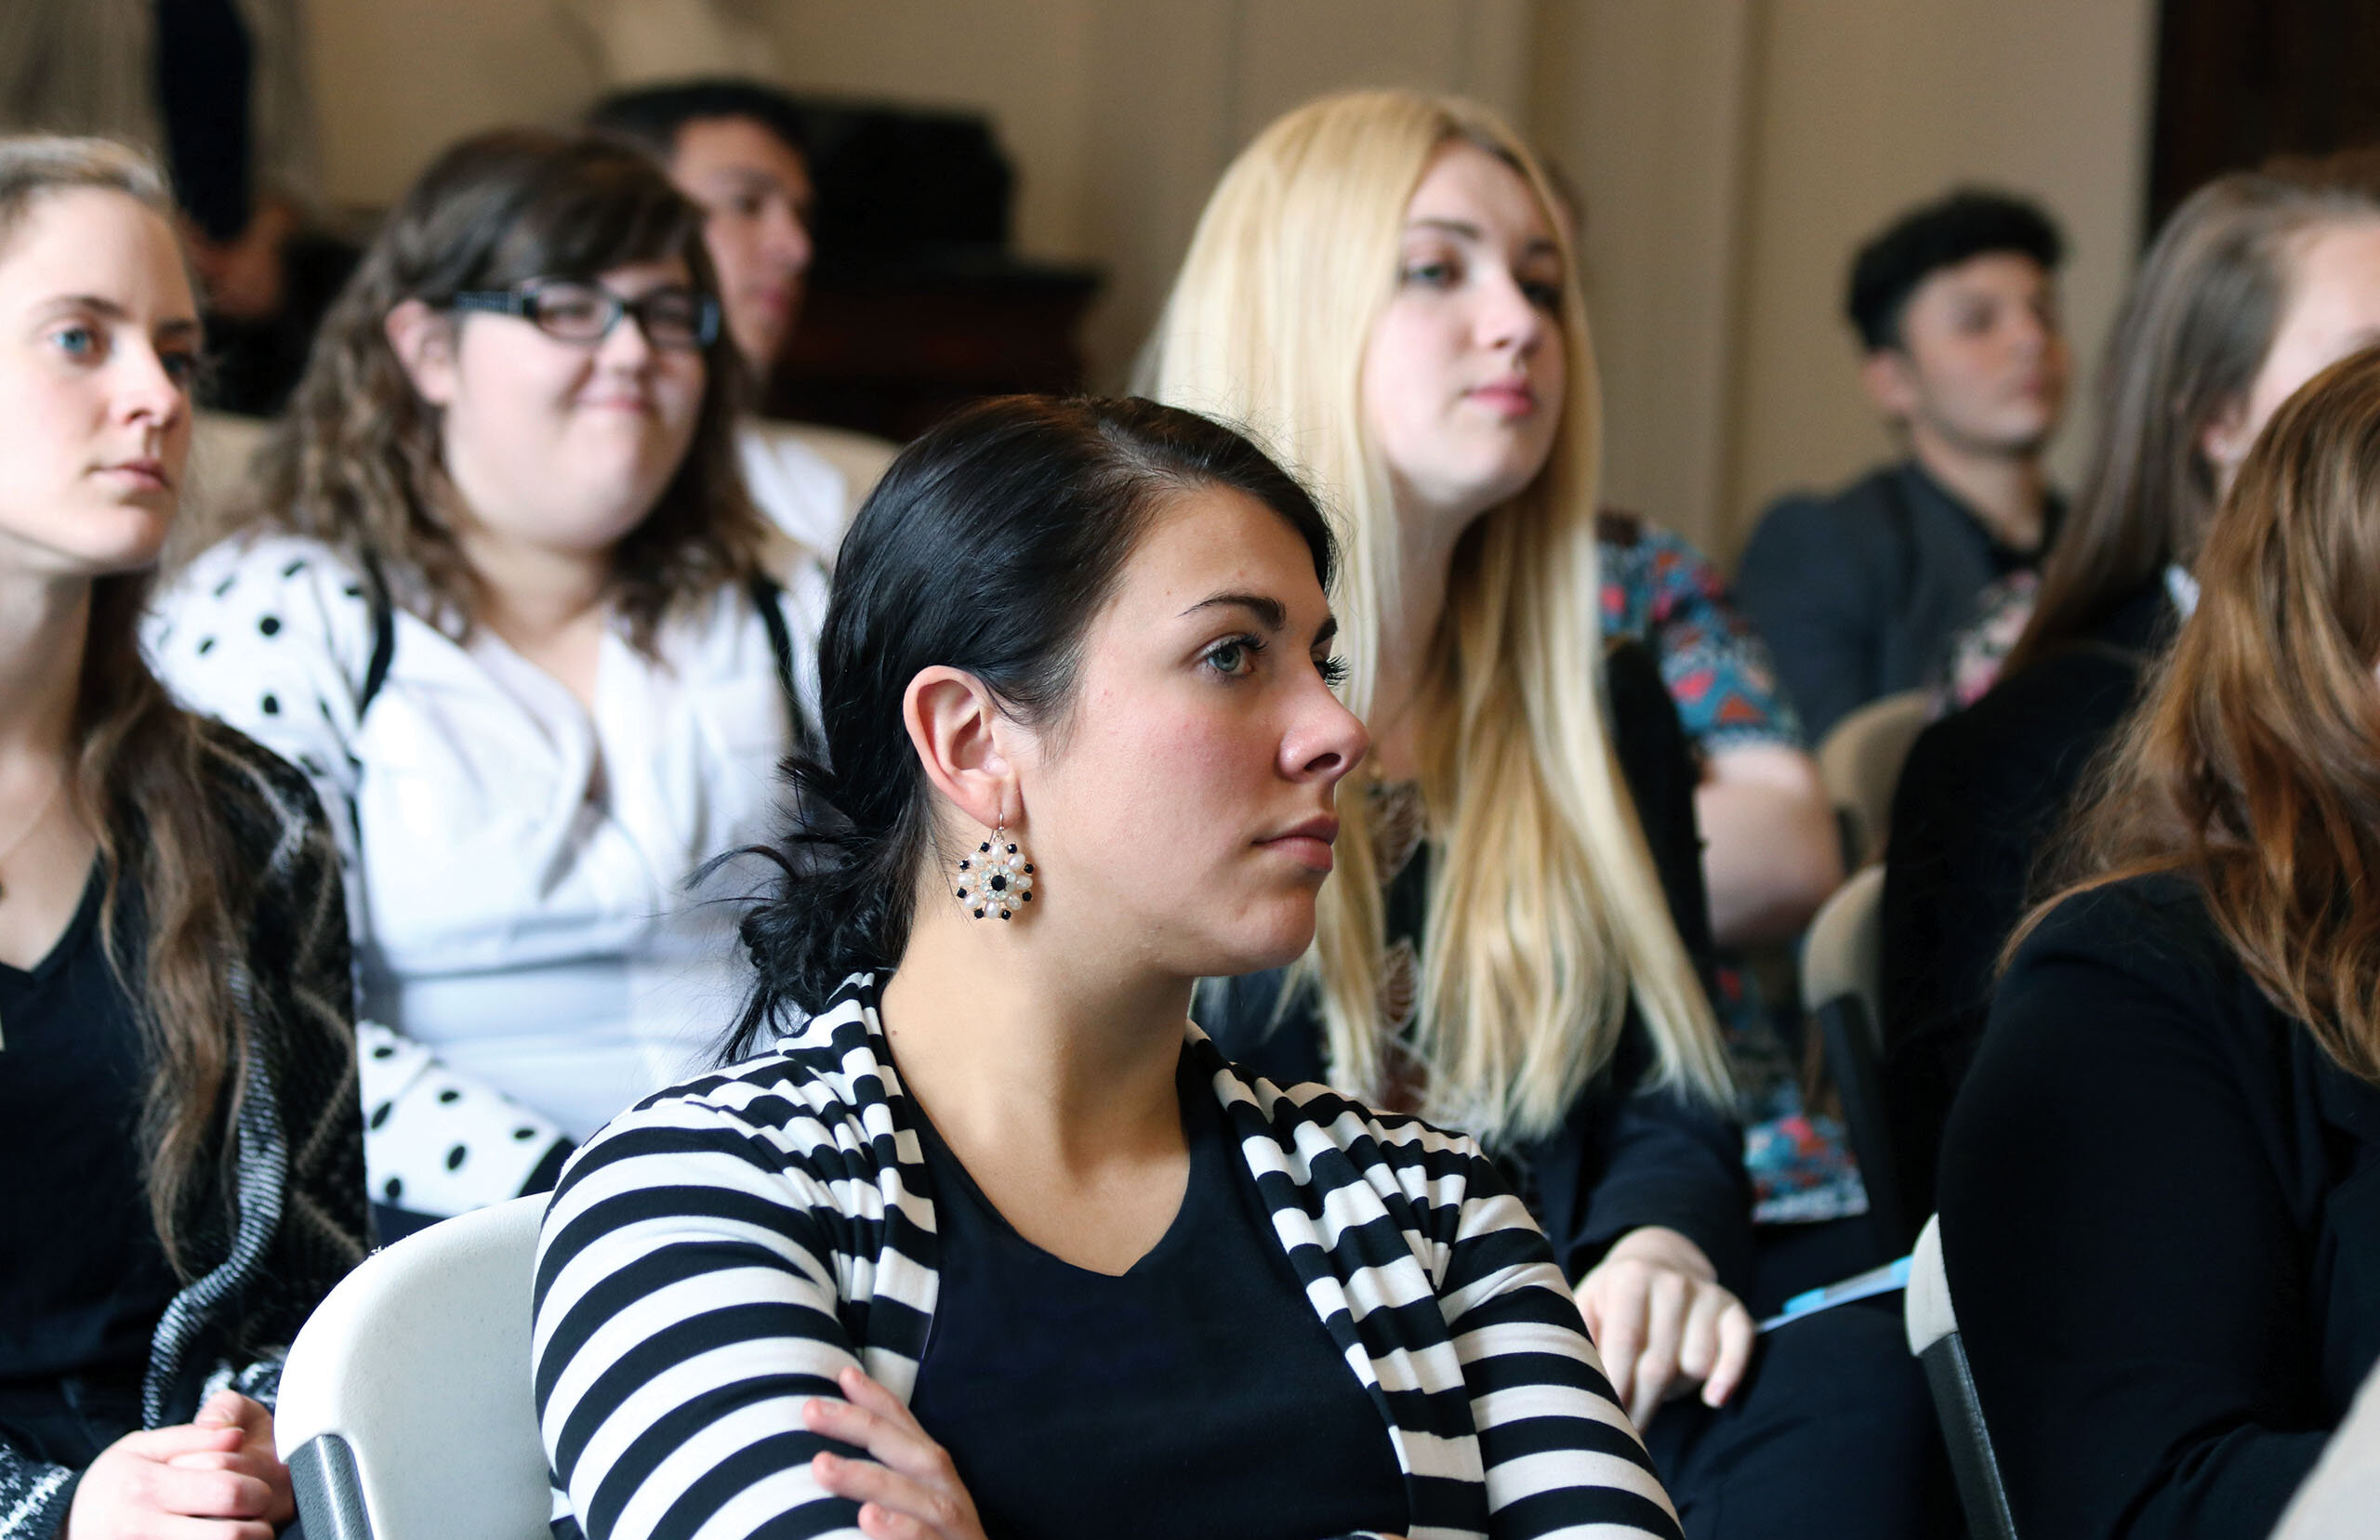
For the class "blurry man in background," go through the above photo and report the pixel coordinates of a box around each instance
[1736,190,2069,740]
[591,79,892,559]
[0,0,350,415]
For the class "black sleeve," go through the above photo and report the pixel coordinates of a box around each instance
[1880,650,2142,1214]
[1876,711,1995,1215]
[1603,638,1714,967]
[1734,497,1879,743]
[1938,885,2331,1540]
[1580,1061,1752,1295]
[1524,644,1747,1292]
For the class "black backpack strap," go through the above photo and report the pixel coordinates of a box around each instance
[356,547,397,718]
[748,573,816,752]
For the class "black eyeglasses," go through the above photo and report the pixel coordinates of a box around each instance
[448,279,720,350]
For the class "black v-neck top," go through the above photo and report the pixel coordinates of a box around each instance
[905,1049,1409,1540]
[0,864,180,1384]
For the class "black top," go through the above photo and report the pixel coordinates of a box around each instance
[1198,641,1750,1296]
[0,865,180,1383]
[152,0,256,244]
[906,1050,1408,1540]
[1939,875,2380,1540]
[1737,459,2065,741]
[1878,582,2173,1220]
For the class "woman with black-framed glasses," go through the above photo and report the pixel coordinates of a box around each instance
[147,127,826,1233]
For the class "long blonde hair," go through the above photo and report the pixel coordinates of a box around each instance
[1139,90,1728,1140]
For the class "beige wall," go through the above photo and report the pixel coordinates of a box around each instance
[1713,0,2157,559]
[301,0,2156,560]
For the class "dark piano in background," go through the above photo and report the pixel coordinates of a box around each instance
[762,97,1103,444]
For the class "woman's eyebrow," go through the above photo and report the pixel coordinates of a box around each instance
[1313,615,1340,648]
[28,294,201,340]
[1179,591,1287,630]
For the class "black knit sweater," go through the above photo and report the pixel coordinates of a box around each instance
[0,720,366,1537]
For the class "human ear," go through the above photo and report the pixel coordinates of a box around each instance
[383,298,459,408]
[1859,348,1920,423]
[2199,392,2253,479]
[903,665,1017,833]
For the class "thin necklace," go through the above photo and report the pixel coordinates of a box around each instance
[0,773,68,905]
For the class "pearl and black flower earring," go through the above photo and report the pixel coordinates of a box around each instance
[956,823,1034,920]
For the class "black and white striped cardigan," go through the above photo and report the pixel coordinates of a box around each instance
[533,975,1684,1540]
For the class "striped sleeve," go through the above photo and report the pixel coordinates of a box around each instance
[1439,1153,1685,1540]
[532,1080,879,1540]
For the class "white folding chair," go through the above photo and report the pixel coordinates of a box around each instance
[274,1196,551,1540]
[2274,1352,2380,1539]
[1803,865,1906,1253]
[1906,1214,2019,1540]
[1818,688,1933,865]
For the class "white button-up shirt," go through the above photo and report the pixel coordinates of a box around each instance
[149,533,826,1149]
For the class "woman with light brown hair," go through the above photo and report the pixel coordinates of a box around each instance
[149,127,823,1233]
[1143,88,1937,1539]
[1941,341,2380,1540]
[1884,154,2380,1218]
[0,137,363,1540]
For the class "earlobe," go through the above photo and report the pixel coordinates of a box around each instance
[902,665,1017,833]
[2200,394,2251,474]
[1859,349,1917,422]
[384,298,457,406]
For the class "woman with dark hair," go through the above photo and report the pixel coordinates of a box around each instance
[533,396,1686,1540]
[1139,90,1934,1539]
[1881,156,2380,1217]
[1940,341,2380,1539]
[150,127,821,1226]
[0,137,362,1540]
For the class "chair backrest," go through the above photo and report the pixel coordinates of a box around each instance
[274,1196,551,1540]
[1907,1215,2020,1540]
[1802,865,1905,1249]
[1818,689,1932,865]
[2274,1351,2380,1539]
[1802,864,1885,1035]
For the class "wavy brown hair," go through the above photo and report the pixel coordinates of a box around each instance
[232,127,764,652]
[0,137,271,1272]
[2035,343,2380,1084]
[2003,156,2380,678]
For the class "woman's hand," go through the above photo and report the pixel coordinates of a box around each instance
[169,1391,297,1527]
[803,1364,988,1540]
[1574,1225,1756,1429]
[64,1394,286,1540]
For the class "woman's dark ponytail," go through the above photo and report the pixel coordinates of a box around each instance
[721,395,1335,1060]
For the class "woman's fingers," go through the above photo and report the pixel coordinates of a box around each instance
[147,1461,276,1520]
[836,1364,908,1420]
[151,1520,273,1540]
[812,1452,966,1539]
[802,1394,946,1482]
[1580,1269,1646,1413]
[1702,1299,1758,1408]
[1631,1268,1690,1427]
[114,1424,246,1462]
[1676,1279,1730,1385]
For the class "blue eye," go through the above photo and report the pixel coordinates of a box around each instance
[1204,636,1263,678]
[50,323,99,360]
[1400,259,1457,288]
[160,349,201,385]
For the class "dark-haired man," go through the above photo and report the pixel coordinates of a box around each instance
[588,79,892,559]
[1737,190,2069,740]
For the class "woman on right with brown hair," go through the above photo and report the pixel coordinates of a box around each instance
[1940,341,2380,1540]
[1882,156,2380,1216]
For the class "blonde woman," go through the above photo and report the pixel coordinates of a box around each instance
[1144,90,1937,1539]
